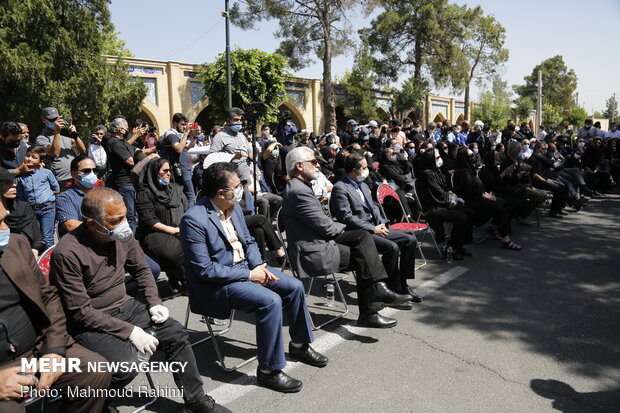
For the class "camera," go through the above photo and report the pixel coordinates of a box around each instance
[172,162,183,178]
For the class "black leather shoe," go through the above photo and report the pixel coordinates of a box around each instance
[370,282,411,308]
[357,313,398,328]
[289,343,328,367]
[256,369,303,393]
[400,286,422,303]
[184,395,232,413]
[393,301,414,310]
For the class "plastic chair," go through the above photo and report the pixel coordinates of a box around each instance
[37,249,157,413]
[275,210,349,331]
[376,183,441,269]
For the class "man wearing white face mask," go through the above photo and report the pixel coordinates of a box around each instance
[51,188,230,413]
[181,162,325,394]
[330,153,421,310]
[209,107,253,183]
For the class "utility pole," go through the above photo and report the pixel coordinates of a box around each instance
[224,0,232,109]
[536,70,542,132]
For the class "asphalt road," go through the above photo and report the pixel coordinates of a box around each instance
[112,191,620,413]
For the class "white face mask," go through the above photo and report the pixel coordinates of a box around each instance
[271,148,280,158]
[91,218,133,243]
[228,185,244,205]
[356,168,369,182]
[436,158,444,168]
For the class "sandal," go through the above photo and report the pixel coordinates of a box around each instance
[501,240,522,250]
[485,226,501,240]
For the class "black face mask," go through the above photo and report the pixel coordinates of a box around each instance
[124,130,131,140]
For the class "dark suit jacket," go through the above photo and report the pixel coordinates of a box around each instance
[281,177,345,278]
[330,176,387,232]
[180,197,264,318]
[0,234,73,359]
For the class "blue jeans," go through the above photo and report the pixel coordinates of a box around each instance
[35,203,56,248]
[181,168,196,207]
[116,185,137,233]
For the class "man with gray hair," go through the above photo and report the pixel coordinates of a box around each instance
[51,187,231,413]
[424,121,437,144]
[281,147,411,328]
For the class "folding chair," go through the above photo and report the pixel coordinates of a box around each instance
[183,304,257,372]
[37,248,157,413]
[275,210,349,331]
[376,183,441,270]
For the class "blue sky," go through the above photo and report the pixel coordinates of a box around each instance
[109,0,620,115]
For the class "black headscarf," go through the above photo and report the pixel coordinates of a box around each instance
[139,158,185,224]
[417,148,438,171]
[3,198,46,253]
[456,147,476,171]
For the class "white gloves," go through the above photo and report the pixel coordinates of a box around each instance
[129,326,159,355]
[149,305,169,324]
[455,196,465,205]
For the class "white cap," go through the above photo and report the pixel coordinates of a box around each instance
[473,120,484,127]
[367,120,378,128]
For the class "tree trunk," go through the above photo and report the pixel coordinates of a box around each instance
[322,39,336,130]
[412,40,423,121]
[464,84,470,120]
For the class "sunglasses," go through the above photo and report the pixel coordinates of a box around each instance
[79,168,95,174]
[161,169,172,174]
[301,159,319,166]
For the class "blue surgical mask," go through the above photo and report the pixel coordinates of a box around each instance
[230,124,242,133]
[158,177,169,186]
[0,229,9,252]
[79,172,98,189]
[47,121,55,130]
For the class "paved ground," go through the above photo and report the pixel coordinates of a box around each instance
[111,191,620,413]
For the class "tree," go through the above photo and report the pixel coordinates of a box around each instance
[393,77,429,120]
[361,0,470,119]
[514,55,578,112]
[564,106,588,129]
[471,77,512,127]
[602,94,618,122]
[514,96,534,122]
[199,48,288,124]
[541,105,562,129]
[0,0,146,136]
[335,47,382,122]
[459,10,508,120]
[231,0,366,129]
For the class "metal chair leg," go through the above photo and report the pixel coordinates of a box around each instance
[130,372,158,413]
[184,301,233,348]
[305,274,349,331]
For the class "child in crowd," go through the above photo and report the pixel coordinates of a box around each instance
[16,145,59,248]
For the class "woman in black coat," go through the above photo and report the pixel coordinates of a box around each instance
[416,149,474,259]
[1,175,46,258]
[136,157,188,293]
[453,147,521,250]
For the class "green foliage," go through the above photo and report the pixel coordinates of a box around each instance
[602,94,618,122]
[199,48,289,124]
[564,106,588,128]
[393,77,429,118]
[542,105,563,129]
[513,55,578,112]
[0,0,146,136]
[335,47,382,122]
[514,96,534,122]
[361,0,469,91]
[230,0,367,127]
[471,78,512,127]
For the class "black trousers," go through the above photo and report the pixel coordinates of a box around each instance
[256,192,282,222]
[373,229,417,291]
[425,207,474,250]
[465,197,512,237]
[334,229,389,316]
[74,298,205,404]
[533,179,568,213]
[245,214,282,258]
[140,231,185,285]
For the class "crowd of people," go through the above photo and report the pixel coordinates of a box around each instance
[0,105,617,412]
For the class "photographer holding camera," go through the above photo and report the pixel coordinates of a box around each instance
[35,107,86,191]
[158,113,197,207]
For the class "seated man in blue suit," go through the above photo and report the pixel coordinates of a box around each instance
[330,153,422,310]
[180,162,327,394]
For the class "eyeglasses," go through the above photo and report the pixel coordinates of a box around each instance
[301,159,319,166]
[79,168,95,174]
[224,183,243,192]
[161,169,172,174]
